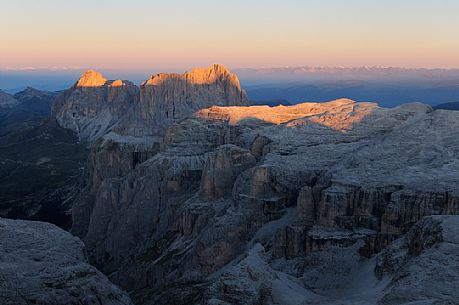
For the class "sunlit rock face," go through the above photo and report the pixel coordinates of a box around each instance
[52,70,138,141]
[76,69,108,87]
[0,217,133,305]
[65,89,459,304]
[139,63,247,121]
[195,98,377,131]
[52,64,247,141]
[114,64,248,137]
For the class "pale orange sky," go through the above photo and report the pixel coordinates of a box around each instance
[1,0,459,70]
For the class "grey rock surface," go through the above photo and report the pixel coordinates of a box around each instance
[52,67,459,304]
[52,64,247,141]
[0,217,133,305]
[52,71,138,141]
[376,215,459,305]
[115,64,247,137]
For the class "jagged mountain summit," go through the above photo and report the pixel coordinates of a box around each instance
[76,69,108,87]
[52,64,248,141]
[51,71,138,141]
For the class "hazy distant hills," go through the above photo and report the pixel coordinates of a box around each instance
[2,66,459,108]
[433,101,459,111]
[0,87,58,135]
[0,87,87,228]
[0,87,57,116]
[14,87,58,116]
[245,80,459,108]
[237,67,459,107]
[234,66,459,84]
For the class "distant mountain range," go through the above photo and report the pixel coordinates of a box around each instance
[0,87,57,116]
[245,81,459,108]
[234,66,459,84]
[433,101,459,111]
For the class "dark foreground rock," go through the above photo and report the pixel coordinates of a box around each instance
[0,217,133,305]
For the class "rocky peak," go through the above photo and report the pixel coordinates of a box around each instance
[53,64,247,141]
[14,87,55,100]
[20,86,40,95]
[187,63,239,86]
[76,69,107,87]
[52,71,138,141]
[109,79,125,87]
[142,64,238,87]
[11,87,57,116]
[0,89,19,108]
[134,64,247,128]
[110,64,248,138]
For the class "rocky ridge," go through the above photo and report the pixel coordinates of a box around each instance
[14,86,58,116]
[52,64,247,142]
[0,89,19,108]
[51,71,138,141]
[54,66,459,305]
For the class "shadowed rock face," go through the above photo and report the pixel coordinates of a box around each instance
[0,217,133,305]
[199,144,256,201]
[13,87,57,116]
[63,87,459,304]
[0,89,19,108]
[374,216,459,304]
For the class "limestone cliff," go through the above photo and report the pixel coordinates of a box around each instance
[66,92,459,304]
[115,64,248,137]
[52,71,138,141]
[52,64,247,141]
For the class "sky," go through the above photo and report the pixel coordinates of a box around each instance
[1,0,459,71]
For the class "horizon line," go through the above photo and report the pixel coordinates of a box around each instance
[3,65,459,73]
